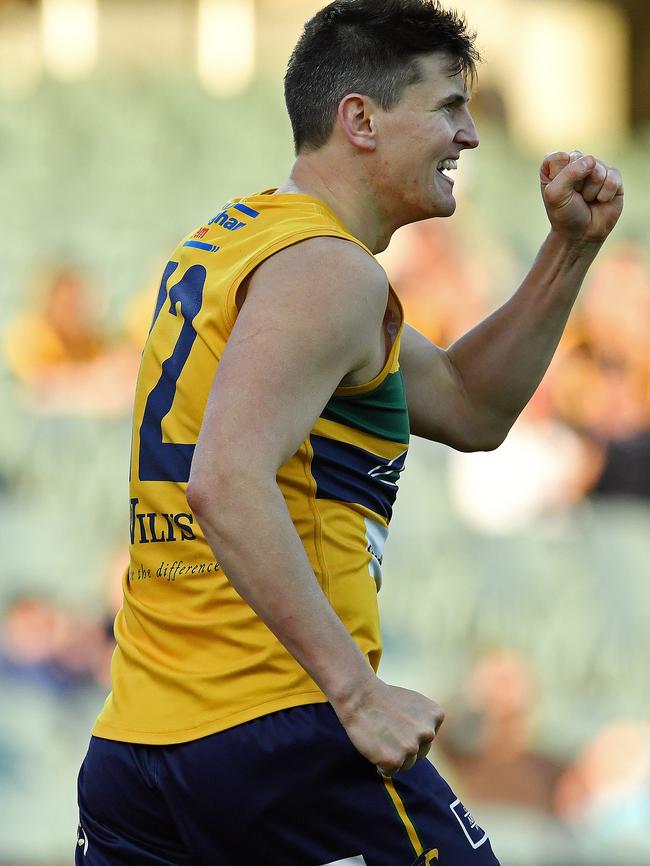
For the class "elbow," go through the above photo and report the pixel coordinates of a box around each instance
[187,457,276,519]
[186,478,213,519]
[452,435,504,453]
[472,423,511,452]
[475,434,506,453]
[186,458,232,518]
[465,407,517,452]
[453,420,511,453]
[186,464,237,518]
[186,470,238,546]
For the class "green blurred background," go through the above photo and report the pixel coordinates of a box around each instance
[0,1,649,864]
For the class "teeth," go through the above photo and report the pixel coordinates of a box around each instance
[437,159,458,171]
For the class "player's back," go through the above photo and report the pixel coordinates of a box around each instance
[93,191,409,745]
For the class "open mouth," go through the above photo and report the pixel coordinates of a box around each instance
[436,158,458,183]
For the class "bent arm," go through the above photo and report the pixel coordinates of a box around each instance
[187,238,387,712]
[402,233,601,450]
[402,150,623,451]
[448,233,604,440]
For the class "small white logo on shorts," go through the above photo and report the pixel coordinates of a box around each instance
[77,824,89,856]
[319,857,367,866]
[450,798,488,849]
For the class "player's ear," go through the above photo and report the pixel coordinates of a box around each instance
[337,94,377,152]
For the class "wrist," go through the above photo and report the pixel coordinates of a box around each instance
[547,230,603,262]
[327,667,378,719]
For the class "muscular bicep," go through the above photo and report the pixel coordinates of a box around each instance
[190,238,388,490]
[400,323,479,450]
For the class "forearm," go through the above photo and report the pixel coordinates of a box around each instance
[447,231,602,439]
[188,471,375,709]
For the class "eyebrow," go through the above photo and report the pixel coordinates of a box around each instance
[434,93,470,110]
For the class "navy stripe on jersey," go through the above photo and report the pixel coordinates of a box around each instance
[183,240,221,253]
[310,435,407,520]
[234,203,260,218]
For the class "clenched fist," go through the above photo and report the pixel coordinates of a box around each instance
[332,675,445,778]
[540,150,624,243]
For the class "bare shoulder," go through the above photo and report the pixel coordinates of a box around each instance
[191,238,392,478]
[244,236,388,317]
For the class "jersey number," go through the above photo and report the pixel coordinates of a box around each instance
[139,262,207,482]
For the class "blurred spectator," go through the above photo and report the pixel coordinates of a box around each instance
[0,594,114,692]
[548,244,650,501]
[437,648,565,815]
[592,429,650,499]
[388,236,650,527]
[379,218,492,345]
[3,265,141,417]
[555,721,650,857]
[447,393,599,534]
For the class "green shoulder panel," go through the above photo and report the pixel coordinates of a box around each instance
[321,369,410,445]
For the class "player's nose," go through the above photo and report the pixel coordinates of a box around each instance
[456,109,479,150]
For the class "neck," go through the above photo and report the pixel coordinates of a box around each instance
[276,149,397,254]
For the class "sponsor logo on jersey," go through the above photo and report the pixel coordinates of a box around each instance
[186,225,221,251]
[449,798,489,849]
[310,436,406,520]
[368,450,407,487]
[208,201,260,231]
[130,497,196,544]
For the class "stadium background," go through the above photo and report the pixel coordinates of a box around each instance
[0,0,648,863]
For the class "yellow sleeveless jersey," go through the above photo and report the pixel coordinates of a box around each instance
[93,192,410,744]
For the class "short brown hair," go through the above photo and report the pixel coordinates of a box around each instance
[284,0,480,154]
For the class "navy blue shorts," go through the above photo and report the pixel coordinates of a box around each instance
[76,703,500,866]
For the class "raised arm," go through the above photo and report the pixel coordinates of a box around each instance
[401,150,624,451]
[187,236,443,776]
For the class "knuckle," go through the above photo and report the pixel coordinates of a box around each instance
[404,740,419,757]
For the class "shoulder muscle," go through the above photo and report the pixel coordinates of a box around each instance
[191,237,389,481]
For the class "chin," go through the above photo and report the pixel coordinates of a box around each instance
[427,197,456,219]
[441,199,457,217]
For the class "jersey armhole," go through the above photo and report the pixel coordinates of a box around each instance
[332,285,405,398]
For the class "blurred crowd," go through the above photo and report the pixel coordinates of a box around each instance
[382,219,650,533]
[5,221,650,498]
[3,264,147,418]
[436,649,650,862]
